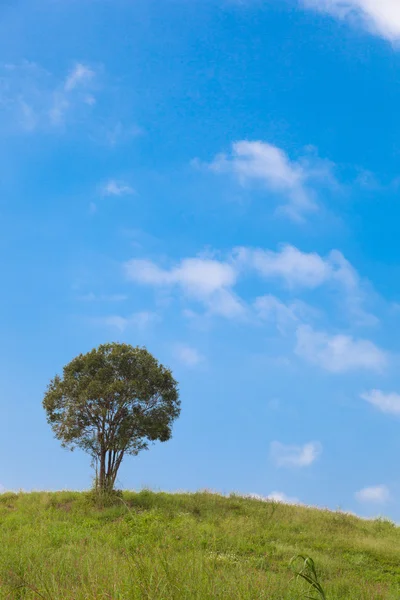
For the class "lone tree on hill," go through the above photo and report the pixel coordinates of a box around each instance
[43,343,180,493]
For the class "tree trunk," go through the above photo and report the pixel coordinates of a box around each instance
[110,450,125,489]
[103,450,112,492]
[97,448,125,493]
[99,448,106,492]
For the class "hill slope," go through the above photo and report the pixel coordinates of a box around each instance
[0,490,399,599]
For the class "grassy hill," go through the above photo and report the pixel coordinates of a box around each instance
[0,490,399,599]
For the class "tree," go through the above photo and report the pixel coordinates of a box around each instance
[43,343,180,493]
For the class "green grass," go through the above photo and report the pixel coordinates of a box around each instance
[0,490,399,599]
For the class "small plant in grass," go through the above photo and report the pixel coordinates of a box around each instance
[290,555,327,599]
[85,485,124,508]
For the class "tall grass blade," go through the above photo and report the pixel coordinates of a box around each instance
[290,555,327,600]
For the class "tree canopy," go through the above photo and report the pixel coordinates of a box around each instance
[43,343,180,492]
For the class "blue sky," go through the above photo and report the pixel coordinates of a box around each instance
[3,0,400,520]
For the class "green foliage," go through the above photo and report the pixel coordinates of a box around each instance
[84,487,124,509]
[1,490,400,599]
[43,343,180,492]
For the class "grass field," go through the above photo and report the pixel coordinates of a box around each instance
[0,490,399,599]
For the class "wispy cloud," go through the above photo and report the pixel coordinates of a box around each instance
[174,344,204,367]
[301,0,400,43]
[102,180,135,196]
[295,325,387,373]
[50,63,97,126]
[207,140,335,220]
[0,61,138,141]
[270,441,322,467]
[355,485,391,504]
[64,63,95,92]
[0,61,97,132]
[100,315,129,332]
[361,390,400,415]
[78,292,128,302]
[105,121,143,146]
[98,311,158,332]
[254,294,300,333]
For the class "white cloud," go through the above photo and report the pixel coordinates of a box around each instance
[295,325,386,372]
[355,485,391,504]
[174,344,204,367]
[99,311,158,332]
[236,244,357,289]
[302,0,400,43]
[208,140,335,219]
[123,243,374,328]
[245,491,301,504]
[125,256,245,319]
[361,390,400,415]
[270,441,322,467]
[125,257,236,294]
[102,180,135,196]
[124,244,375,325]
[266,491,301,504]
[130,247,345,295]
